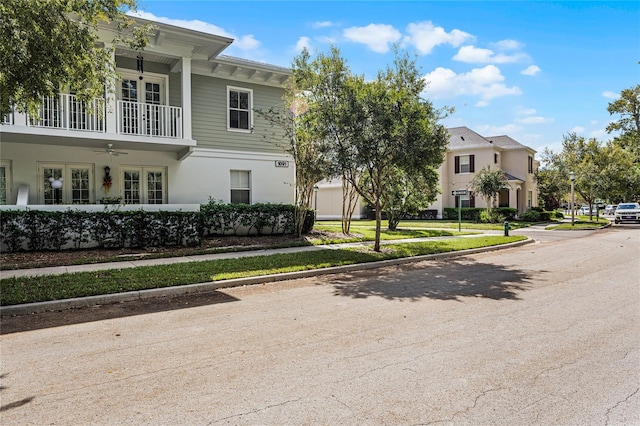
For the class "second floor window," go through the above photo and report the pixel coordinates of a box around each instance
[455,155,475,174]
[528,155,534,173]
[228,87,253,131]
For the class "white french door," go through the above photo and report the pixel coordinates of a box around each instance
[38,163,94,205]
[119,75,165,136]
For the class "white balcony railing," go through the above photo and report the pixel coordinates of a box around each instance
[29,94,105,132]
[117,100,182,138]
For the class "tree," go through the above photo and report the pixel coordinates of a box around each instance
[369,166,439,231]
[313,47,449,251]
[254,50,333,237]
[607,84,640,163]
[468,166,510,216]
[535,148,570,208]
[0,0,151,116]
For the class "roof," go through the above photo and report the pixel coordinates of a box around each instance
[446,126,494,150]
[487,135,535,152]
[504,172,524,182]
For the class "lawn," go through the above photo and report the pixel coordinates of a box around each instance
[1,235,527,306]
[545,216,609,230]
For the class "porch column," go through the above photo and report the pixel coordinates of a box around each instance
[105,50,117,134]
[181,57,192,140]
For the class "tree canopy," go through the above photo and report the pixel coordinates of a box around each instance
[0,0,150,116]
[295,46,449,251]
[607,84,640,163]
[469,166,510,215]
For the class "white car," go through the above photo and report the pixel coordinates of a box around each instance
[614,202,640,224]
[604,205,617,215]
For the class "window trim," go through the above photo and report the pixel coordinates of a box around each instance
[230,170,251,204]
[37,162,95,204]
[0,160,12,205]
[227,85,253,133]
[120,166,167,204]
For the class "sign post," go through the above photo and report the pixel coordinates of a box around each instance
[452,190,469,232]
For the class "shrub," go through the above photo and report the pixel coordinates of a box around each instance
[519,209,541,222]
[479,210,507,224]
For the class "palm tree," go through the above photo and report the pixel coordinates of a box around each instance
[469,166,510,215]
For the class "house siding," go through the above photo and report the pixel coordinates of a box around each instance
[191,75,286,155]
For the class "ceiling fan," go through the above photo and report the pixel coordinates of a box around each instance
[94,144,128,156]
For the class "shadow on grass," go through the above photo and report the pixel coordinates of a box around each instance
[329,257,533,301]
[0,290,239,335]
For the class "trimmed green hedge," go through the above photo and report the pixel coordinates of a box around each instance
[0,203,315,253]
[443,207,517,222]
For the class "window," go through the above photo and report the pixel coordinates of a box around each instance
[0,160,11,205]
[455,194,475,208]
[230,170,250,204]
[121,167,166,204]
[528,155,534,174]
[228,86,253,131]
[455,155,475,174]
[528,190,533,208]
[38,163,94,204]
[494,153,499,164]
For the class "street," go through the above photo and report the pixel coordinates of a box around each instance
[1,226,639,425]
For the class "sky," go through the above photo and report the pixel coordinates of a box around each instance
[134,0,639,156]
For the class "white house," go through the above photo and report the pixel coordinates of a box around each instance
[0,16,294,210]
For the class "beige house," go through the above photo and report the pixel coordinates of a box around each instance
[315,126,538,219]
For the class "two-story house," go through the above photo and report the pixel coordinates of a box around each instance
[0,16,294,210]
[314,126,538,219]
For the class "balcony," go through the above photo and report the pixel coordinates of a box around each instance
[117,100,182,138]
[2,94,184,140]
[30,94,105,132]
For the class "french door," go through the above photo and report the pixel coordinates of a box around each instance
[38,163,94,205]
[119,76,164,136]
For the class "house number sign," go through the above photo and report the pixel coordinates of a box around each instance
[275,160,289,168]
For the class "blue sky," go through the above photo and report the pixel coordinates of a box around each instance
[134,1,639,156]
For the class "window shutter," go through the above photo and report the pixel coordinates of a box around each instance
[470,194,475,207]
[455,156,460,174]
[469,155,475,173]
[455,195,459,206]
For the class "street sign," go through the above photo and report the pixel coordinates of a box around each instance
[452,189,468,196]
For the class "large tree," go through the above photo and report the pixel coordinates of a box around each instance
[607,84,640,163]
[0,0,150,116]
[307,47,449,251]
[254,50,333,237]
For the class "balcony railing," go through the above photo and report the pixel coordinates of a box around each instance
[30,94,105,132]
[5,95,183,139]
[117,101,182,138]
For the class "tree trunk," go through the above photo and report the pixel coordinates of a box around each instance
[374,200,382,252]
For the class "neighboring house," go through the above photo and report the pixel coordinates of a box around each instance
[0,16,294,210]
[315,126,539,219]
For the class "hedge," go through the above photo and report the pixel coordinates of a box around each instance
[0,203,315,253]
[443,207,518,222]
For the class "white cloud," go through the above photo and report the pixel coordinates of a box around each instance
[515,116,554,124]
[478,123,523,136]
[423,65,522,104]
[571,126,585,134]
[589,128,608,139]
[491,39,523,51]
[602,91,619,99]
[521,65,541,76]
[295,37,312,53]
[453,45,526,64]
[312,21,335,29]
[404,21,474,54]
[343,24,402,53]
[129,11,261,51]
[516,107,537,115]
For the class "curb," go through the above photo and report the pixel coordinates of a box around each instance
[0,238,534,316]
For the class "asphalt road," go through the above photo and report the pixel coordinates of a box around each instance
[1,225,639,425]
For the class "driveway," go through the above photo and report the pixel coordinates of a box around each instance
[1,226,638,424]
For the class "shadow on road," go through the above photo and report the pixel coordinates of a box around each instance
[0,290,239,335]
[330,257,533,301]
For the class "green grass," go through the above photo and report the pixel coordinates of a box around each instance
[0,235,526,306]
[545,216,609,230]
[310,225,474,244]
[317,219,534,231]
